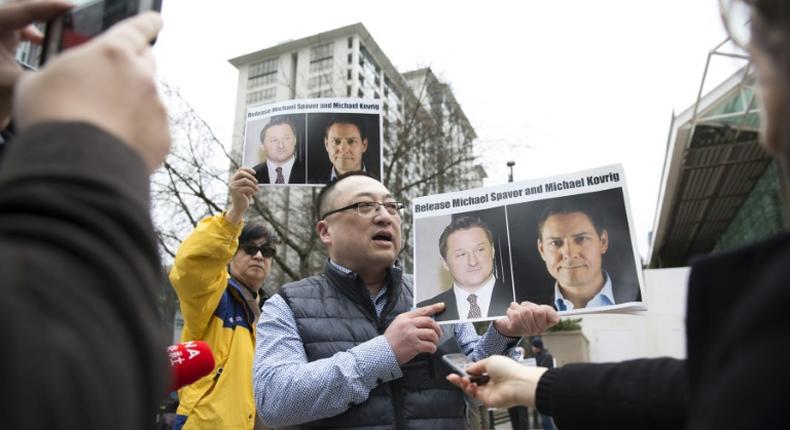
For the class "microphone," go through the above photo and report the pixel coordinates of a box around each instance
[166,340,215,392]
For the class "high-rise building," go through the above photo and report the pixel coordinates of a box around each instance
[228,22,484,196]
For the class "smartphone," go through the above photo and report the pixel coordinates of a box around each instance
[442,353,490,385]
[40,0,162,64]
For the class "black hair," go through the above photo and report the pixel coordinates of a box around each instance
[315,171,380,221]
[259,116,298,144]
[536,199,607,239]
[238,223,277,247]
[324,114,367,141]
[438,216,494,259]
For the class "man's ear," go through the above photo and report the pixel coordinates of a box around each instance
[599,229,609,254]
[361,137,368,153]
[317,220,331,246]
[441,256,450,272]
[537,238,546,261]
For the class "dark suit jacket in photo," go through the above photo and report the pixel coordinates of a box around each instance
[611,271,641,304]
[418,279,514,322]
[253,158,306,184]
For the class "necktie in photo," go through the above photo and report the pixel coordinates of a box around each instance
[467,294,481,319]
[275,167,285,184]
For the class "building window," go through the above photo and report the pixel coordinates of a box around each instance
[347,69,352,80]
[308,73,333,89]
[246,87,276,104]
[310,42,334,62]
[309,88,335,98]
[357,89,364,98]
[309,41,334,73]
[248,58,278,86]
[347,85,352,97]
[348,37,353,48]
[247,73,277,89]
[310,57,333,73]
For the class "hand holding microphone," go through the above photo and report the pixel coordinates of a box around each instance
[167,341,215,392]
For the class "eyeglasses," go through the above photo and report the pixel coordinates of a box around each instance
[321,201,404,220]
[239,243,276,258]
[719,0,752,48]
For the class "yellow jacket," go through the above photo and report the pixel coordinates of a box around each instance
[169,215,258,430]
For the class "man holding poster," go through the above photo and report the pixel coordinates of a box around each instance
[419,216,515,321]
[253,172,558,429]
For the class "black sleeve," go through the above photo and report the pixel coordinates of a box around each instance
[535,357,688,430]
[0,122,168,429]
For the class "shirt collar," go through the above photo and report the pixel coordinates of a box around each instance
[328,259,388,304]
[267,155,296,182]
[228,277,262,321]
[329,259,353,274]
[329,163,366,181]
[453,274,496,319]
[554,271,614,311]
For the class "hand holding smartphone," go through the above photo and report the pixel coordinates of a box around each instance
[442,353,490,385]
[41,0,162,64]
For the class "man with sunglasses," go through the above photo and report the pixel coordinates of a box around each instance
[448,1,790,429]
[253,171,559,429]
[169,167,276,430]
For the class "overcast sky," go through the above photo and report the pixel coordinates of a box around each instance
[153,0,747,259]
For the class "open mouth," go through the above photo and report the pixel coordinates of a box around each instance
[372,230,393,242]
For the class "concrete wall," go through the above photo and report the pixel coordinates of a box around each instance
[546,267,690,365]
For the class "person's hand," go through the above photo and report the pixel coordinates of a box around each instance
[13,11,169,172]
[0,0,72,127]
[384,303,445,364]
[225,167,259,224]
[447,355,548,409]
[493,301,560,338]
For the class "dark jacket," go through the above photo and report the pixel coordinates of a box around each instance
[535,232,790,429]
[253,158,306,184]
[0,122,167,429]
[278,263,466,429]
[418,278,514,322]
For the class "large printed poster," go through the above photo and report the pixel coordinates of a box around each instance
[413,164,645,324]
[242,98,383,186]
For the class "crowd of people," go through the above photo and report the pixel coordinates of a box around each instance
[2,0,789,429]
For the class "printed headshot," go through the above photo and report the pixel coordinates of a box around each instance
[507,189,642,312]
[306,112,381,184]
[248,114,307,185]
[415,208,515,322]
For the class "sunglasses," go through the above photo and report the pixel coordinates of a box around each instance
[239,243,276,258]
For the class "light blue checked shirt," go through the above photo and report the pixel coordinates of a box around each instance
[253,263,519,428]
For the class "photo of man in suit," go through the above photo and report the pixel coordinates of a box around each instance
[253,116,305,184]
[323,115,368,182]
[419,216,515,322]
[536,200,640,311]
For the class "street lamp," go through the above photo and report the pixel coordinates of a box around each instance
[507,161,515,183]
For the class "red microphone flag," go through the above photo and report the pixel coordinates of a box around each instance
[167,340,215,392]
